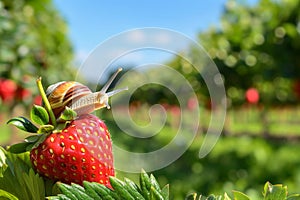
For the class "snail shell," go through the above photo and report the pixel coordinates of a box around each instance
[46,68,127,118]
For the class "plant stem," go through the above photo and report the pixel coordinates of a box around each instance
[36,77,57,128]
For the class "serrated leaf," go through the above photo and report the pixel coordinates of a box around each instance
[232,191,248,200]
[0,189,18,200]
[31,105,49,125]
[7,117,38,133]
[58,107,77,121]
[0,151,44,200]
[21,168,45,200]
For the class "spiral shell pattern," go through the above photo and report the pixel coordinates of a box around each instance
[46,81,92,118]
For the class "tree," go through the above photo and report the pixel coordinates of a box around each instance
[0,0,76,110]
[171,0,300,106]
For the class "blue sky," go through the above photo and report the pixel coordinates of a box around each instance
[53,1,226,52]
[53,0,257,81]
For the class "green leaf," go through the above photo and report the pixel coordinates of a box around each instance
[161,184,169,200]
[37,124,54,134]
[263,182,287,200]
[207,195,218,200]
[44,179,57,197]
[0,149,44,200]
[57,183,94,200]
[0,189,18,200]
[21,168,45,200]
[8,134,49,153]
[288,194,300,200]
[30,105,49,125]
[7,117,38,133]
[82,181,102,200]
[29,133,50,150]
[185,193,198,200]
[224,192,232,200]
[150,174,161,193]
[0,148,8,178]
[24,135,41,143]
[150,186,164,200]
[140,169,151,200]
[109,176,135,200]
[124,178,145,200]
[58,107,77,121]
[57,183,78,200]
[70,183,93,200]
[91,182,116,200]
[71,183,95,199]
[233,191,249,200]
[8,142,31,154]
[47,194,72,200]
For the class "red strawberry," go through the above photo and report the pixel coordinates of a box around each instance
[7,68,126,188]
[30,114,114,187]
[0,78,17,103]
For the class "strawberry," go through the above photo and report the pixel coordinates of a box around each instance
[7,68,127,188]
[0,78,17,103]
[30,114,114,187]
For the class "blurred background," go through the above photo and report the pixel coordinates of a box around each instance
[1,0,300,199]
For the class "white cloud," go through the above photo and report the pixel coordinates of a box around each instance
[126,29,146,43]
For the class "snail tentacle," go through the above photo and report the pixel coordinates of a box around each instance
[46,68,127,118]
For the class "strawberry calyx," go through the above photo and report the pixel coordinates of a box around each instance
[6,105,77,153]
[7,77,78,154]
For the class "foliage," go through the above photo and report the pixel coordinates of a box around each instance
[47,170,169,200]
[99,106,300,200]
[0,0,76,110]
[1,145,300,200]
[0,147,169,199]
[187,182,300,200]
[0,146,48,200]
[166,0,300,106]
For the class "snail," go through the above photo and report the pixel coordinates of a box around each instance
[46,68,127,119]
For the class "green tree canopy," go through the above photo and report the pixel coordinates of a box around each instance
[171,0,300,106]
[0,0,76,109]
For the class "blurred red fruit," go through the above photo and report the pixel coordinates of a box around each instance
[33,95,42,105]
[187,97,198,110]
[16,87,31,101]
[0,78,17,102]
[293,80,300,99]
[245,88,259,104]
[170,105,181,116]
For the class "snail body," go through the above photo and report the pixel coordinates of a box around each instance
[46,68,127,118]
